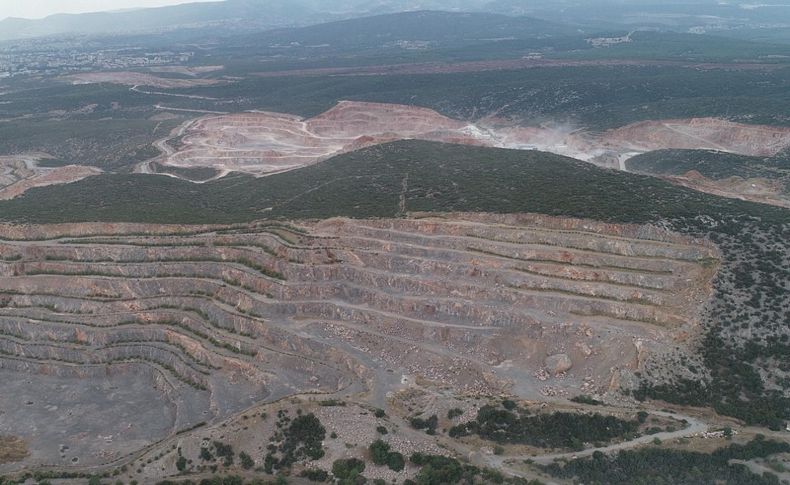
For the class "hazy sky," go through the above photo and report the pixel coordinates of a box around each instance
[0,0,219,20]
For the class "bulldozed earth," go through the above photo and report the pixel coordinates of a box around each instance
[0,156,101,201]
[0,212,719,474]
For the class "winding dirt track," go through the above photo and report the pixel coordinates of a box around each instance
[474,409,708,484]
[528,410,707,465]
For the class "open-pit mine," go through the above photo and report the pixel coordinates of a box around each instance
[145,101,790,206]
[0,212,718,474]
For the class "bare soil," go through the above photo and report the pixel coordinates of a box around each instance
[0,436,28,465]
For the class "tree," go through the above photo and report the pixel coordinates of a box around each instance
[299,468,329,482]
[411,455,464,485]
[332,458,366,480]
[239,451,254,470]
[200,447,214,461]
[369,440,391,466]
[447,408,464,419]
[387,452,405,472]
[410,415,438,435]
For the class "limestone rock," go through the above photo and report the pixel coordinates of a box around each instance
[545,353,573,375]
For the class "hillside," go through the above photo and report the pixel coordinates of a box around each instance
[626,149,790,207]
[2,1,790,482]
[0,140,780,225]
[627,149,790,180]
[0,1,561,42]
[248,10,576,49]
[0,140,788,431]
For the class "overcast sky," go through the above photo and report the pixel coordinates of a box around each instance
[0,0,219,20]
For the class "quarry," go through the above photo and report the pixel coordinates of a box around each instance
[142,101,790,207]
[3,4,790,483]
[4,101,789,207]
[0,212,719,476]
[0,156,102,200]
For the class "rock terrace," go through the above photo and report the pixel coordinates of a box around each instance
[0,213,718,470]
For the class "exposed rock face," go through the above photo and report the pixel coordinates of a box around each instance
[153,101,790,179]
[0,213,718,470]
[600,118,790,157]
[159,101,485,176]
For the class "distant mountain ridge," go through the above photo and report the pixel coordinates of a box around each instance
[0,0,495,41]
[0,0,323,41]
[248,10,577,49]
[4,0,789,43]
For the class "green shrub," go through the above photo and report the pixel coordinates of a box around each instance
[447,408,464,419]
[332,458,366,480]
[370,440,391,466]
[299,468,329,482]
[410,415,438,435]
[239,452,254,470]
